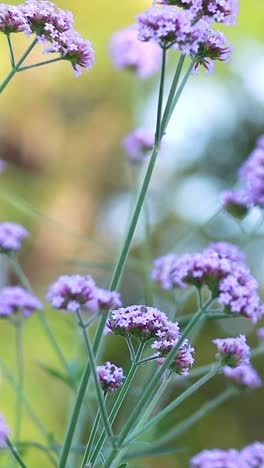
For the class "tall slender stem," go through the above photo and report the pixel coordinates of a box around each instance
[14,322,24,444]
[6,35,15,68]
[81,406,101,467]
[155,47,167,143]
[18,57,63,72]
[6,438,28,468]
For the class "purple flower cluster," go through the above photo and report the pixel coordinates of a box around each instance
[0,222,28,253]
[194,30,232,73]
[110,26,162,79]
[0,1,95,76]
[151,242,264,323]
[122,128,155,164]
[106,305,195,375]
[0,414,9,448]
[223,364,262,389]
[221,189,251,218]
[97,361,125,393]
[46,274,121,313]
[212,334,250,367]
[0,286,42,318]
[257,327,264,342]
[190,442,264,467]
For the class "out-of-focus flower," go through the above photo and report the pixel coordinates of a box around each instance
[240,442,264,467]
[0,4,30,34]
[85,288,122,313]
[193,31,232,74]
[0,286,42,318]
[257,327,264,342]
[190,448,244,467]
[97,362,125,393]
[0,414,9,448]
[137,6,206,54]
[0,160,6,173]
[212,334,250,367]
[46,275,96,312]
[239,148,264,208]
[256,134,264,150]
[0,222,28,253]
[122,128,155,164]
[205,242,245,263]
[110,26,162,79]
[221,189,251,218]
[223,364,262,389]
[153,336,195,375]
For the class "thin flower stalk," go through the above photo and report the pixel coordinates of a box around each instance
[6,438,28,468]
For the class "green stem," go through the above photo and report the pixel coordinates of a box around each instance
[6,438,28,468]
[14,322,24,444]
[90,343,145,466]
[18,57,63,72]
[155,48,167,143]
[0,38,38,94]
[76,311,115,445]
[7,254,71,379]
[81,407,101,468]
[7,35,15,68]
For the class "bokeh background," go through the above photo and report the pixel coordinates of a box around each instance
[1,0,264,466]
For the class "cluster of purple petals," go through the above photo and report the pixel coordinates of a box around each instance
[151,242,264,323]
[212,334,250,367]
[0,222,28,253]
[152,0,239,26]
[190,442,264,467]
[221,189,252,218]
[46,274,121,313]
[239,146,264,208]
[0,414,9,448]
[106,305,195,375]
[122,128,155,164]
[257,327,264,342]
[110,26,162,79]
[97,361,125,393]
[223,364,262,389]
[193,30,232,73]
[0,286,42,318]
[0,4,29,34]
[0,1,95,76]
[0,160,6,173]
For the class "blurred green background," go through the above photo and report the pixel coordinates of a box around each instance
[0,0,264,466]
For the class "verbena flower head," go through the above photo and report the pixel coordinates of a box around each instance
[151,253,179,290]
[221,189,251,219]
[153,336,195,375]
[110,26,162,79]
[0,222,28,253]
[122,128,155,164]
[257,327,264,342]
[106,305,175,341]
[97,361,125,393]
[190,448,243,467]
[223,364,262,389]
[256,134,264,150]
[46,275,96,312]
[205,241,245,263]
[194,30,232,73]
[0,4,29,34]
[0,160,6,173]
[212,334,250,367]
[137,6,206,54]
[240,442,264,467]
[0,414,9,448]
[239,148,264,207]
[85,288,122,313]
[0,286,42,318]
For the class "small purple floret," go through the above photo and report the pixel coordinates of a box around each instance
[221,189,251,218]
[0,414,9,448]
[190,448,243,467]
[122,128,155,164]
[0,286,42,318]
[212,334,250,367]
[0,222,28,253]
[223,364,262,389]
[97,361,125,393]
[46,275,96,312]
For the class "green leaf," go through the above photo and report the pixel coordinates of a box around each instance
[36,361,75,389]
[127,445,186,460]
[118,464,128,468]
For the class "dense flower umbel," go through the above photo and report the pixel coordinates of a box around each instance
[85,288,122,313]
[223,364,262,389]
[0,4,29,34]
[122,128,155,164]
[137,6,206,53]
[0,286,42,318]
[204,241,245,263]
[212,334,250,367]
[0,414,9,448]
[110,26,162,79]
[257,327,264,342]
[153,336,195,375]
[221,189,251,218]
[239,147,264,208]
[241,442,264,467]
[194,30,232,73]
[0,222,28,253]
[190,448,243,467]
[47,275,96,312]
[97,362,125,393]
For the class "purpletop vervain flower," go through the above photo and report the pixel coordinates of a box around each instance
[239,148,264,207]
[256,134,264,150]
[223,364,262,389]
[122,128,155,164]
[110,26,162,79]
[0,222,28,253]
[153,336,195,375]
[257,327,264,342]
[0,286,42,318]
[240,442,264,467]
[97,362,125,393]
[221,189,251,218]
[0,160,5,173]
[85,288,122,313]
[193,30,232,74]
[0,4,29,34]
[137,6,206,54]
[205,241,245,263]
[46,275,96,312]
[212,334,250,367]
[190,448,244,467]
[0,414,9,448]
